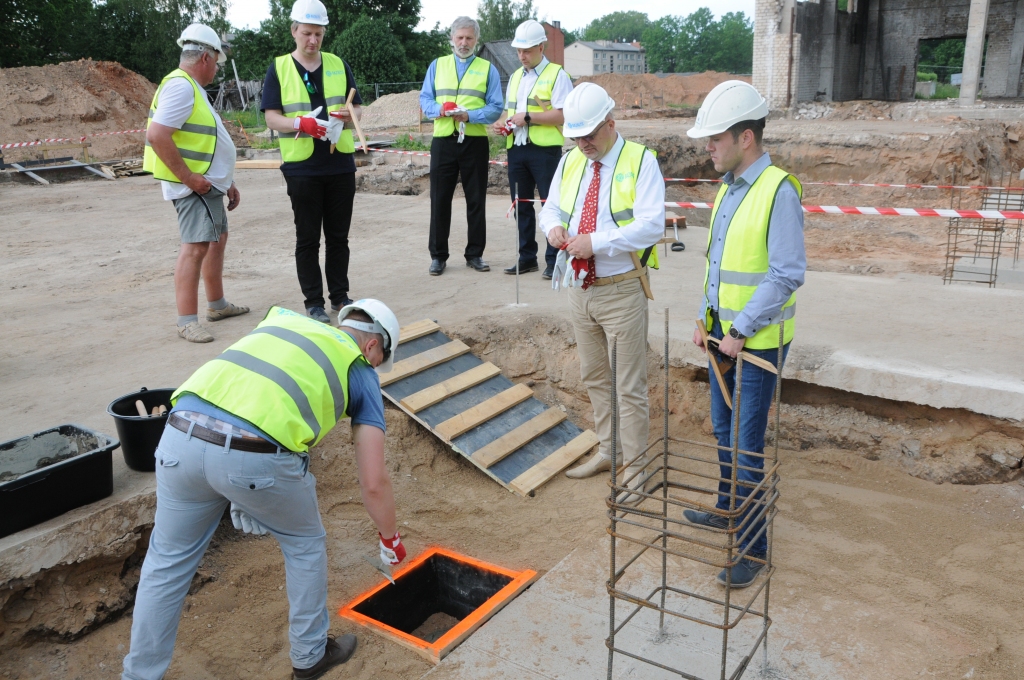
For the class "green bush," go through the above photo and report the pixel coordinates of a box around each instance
[331,15,410,85]
[917,72,938,82]
[933,83,960,99]
[392,133,429,151]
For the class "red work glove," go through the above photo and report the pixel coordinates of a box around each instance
[379,531,406,566]
[296,116,327,139]
[441,101,458,116]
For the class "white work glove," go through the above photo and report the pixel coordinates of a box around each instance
[325,115,344,145]
[457,121,466,144]
[551,248,568,291]
[230,503,269,536]
[379,531,406,565]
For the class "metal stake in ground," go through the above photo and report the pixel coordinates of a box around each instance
[660,308,669,632]
[515,182,520,305]
[606,336,618,680]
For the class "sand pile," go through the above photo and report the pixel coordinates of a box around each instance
[361,89,422,131]
[576,71,749,108]
[0,60,155,160]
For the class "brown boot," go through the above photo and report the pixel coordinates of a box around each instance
[565,454,612,479]
[293,634,357,680]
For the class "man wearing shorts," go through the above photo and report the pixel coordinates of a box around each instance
[144,23,249,343]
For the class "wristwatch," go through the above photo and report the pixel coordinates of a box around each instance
[524,112,532,124]
[729,327,746,340]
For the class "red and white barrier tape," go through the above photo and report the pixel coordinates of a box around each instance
[667,201,1024,219]
[1,128,147,150]
[664,177,1024,192]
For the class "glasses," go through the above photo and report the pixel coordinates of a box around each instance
[575,120,608,144]
[302,71,317,95]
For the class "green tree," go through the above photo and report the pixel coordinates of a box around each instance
[919,37,966,83]
[581,11,650,43]
[709,12,752,73]
[676,7,716,72]
[476,0,536,44]
[230,0,301,80]
[330,14,410,84]
[641,16,680,73]
[403,24,450,81]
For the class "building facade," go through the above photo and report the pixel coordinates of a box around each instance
[564,41,647,77]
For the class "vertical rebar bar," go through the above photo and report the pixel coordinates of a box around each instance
[763,321,785,674]
[607,337,619,680]
[660,309,669,631]
[721,354,743,680]
[515,183,520,305]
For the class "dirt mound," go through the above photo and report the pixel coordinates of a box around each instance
[576,71,749,108]
[361,90,422,132]
[0,60,155,161]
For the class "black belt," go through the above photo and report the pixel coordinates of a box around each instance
[169,413,279,453]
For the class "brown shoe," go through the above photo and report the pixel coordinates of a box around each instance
[293,634,357,680]
[177,321,213,343]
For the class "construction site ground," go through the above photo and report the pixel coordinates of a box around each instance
[2,111,1024,680]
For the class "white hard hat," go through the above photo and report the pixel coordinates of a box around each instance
[562,82,615,137]
[290,0,329,26]
[687,80,769,138]
[337,299,401,373]
[510,20,547,49]
[177,24,226,64]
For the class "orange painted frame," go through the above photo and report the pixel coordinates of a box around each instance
[338,547,538,663]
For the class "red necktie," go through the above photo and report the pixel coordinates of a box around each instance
[574,161,602,290]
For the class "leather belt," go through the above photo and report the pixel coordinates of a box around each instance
[169,413,279,453]
[591,266,648,287]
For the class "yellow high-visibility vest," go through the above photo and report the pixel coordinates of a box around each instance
[704,166,802,350]
[143,69,218,182]
[172,306,368,452]
[275,52,354,161]
[433,55,491,137]
[505,62,565,148]
[557,141,660,270]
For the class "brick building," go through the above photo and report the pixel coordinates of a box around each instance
[753,0,1024,108]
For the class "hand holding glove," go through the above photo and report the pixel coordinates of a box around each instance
[293,106,327,140]
[441,101,459,116]
[379,531,406,566]
[230,503,269,536]
[325,116,345,145]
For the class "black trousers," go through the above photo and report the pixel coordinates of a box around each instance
[428,134,488,262]
[508,143,562,268]
[284,172,356,310]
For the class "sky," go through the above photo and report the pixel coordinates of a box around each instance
[226,0,756,32]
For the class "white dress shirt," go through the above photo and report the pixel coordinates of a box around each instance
[539,133,665,277]
[504,57,573,146]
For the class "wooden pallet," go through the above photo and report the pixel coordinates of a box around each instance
[383,320,598,496]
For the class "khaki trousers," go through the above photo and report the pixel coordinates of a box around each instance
[568,277,650,466]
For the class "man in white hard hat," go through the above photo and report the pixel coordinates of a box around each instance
[261,0,364,324]
[492,19,573,280]
[145,23,249,343]
[539,83,664,501]
[419,16,503,276]
[122,300,405,680]
[683,80,805,589]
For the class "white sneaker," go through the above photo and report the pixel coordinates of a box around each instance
[177,321,213,343]
[565,454,612,479]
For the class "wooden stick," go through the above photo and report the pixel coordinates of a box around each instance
[135,400,148,418]
[628,252,654,300]
[704,335,779,374]
[347,88,369,155]
[696,319,732,410]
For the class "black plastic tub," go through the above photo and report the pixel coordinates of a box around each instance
[0,424,118,539]
[107,387,175,472]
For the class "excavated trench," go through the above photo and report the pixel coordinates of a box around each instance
[1,314,1020,656]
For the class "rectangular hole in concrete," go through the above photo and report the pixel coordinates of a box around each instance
[339,547,537,663]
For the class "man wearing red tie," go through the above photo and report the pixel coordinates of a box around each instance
[539,83,665,499]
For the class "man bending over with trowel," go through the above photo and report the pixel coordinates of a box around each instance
[122,299,406,680]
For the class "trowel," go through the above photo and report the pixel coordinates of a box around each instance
[361,555,395,585]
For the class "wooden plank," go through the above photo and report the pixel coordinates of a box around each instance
[234,159,282,169]
[509,430,600,496]
[398,319,440,344]
[471,408,567,468]
[400,363,501,413]
[380,340,469,387]
[435,383,533,440]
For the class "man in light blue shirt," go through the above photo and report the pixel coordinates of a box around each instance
[684,81,805,590]
[419,16,504,276]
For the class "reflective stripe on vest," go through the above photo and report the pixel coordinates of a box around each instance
[703,166,803,350]
[505,63,565,148]
[557,141,660,270]
[433,55,491,137]
[275,53,354,161]
[171,306,367,452]
[142,69,218,182]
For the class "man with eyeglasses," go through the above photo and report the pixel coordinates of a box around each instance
[121,299,406,680]
[144,24,249,344]
[539,83,664,501]
[262,0,363,325]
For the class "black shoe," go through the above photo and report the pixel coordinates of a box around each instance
[683,509,729,530]
[466,257,490,272]
[293,634,357,679]
[541,264,554,280]
[503,261,539,275]
[306,306,330,324]
[429,259,446,276]
[717,556,767,589]
[330,297,354,312]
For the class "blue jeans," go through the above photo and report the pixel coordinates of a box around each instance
[708,319,789,559]
[122,423,329,679]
